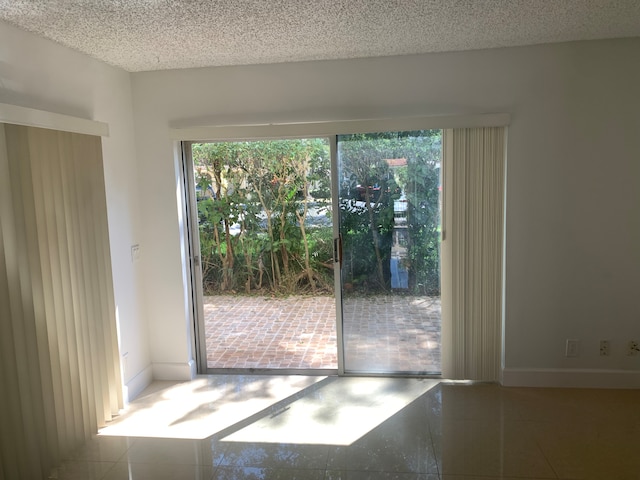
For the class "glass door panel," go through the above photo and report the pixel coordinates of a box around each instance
[337,131,442,374]
[189,138,338,372]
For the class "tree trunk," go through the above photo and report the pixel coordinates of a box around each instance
[257,255,264,289]
[364,187,386,289]
[212,226,226,290]
[223,218,234,288]
[279,205,289,276]
[295,193,316,292]
[240,228,252,293]
[254,188,280,289]
[211,158,233,290]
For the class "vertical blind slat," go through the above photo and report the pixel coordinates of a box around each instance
[56,132,86,442]
[62,134,93,440]
[86,136,113,423]
[70,136,100,435]
[75,138,108,426]
[41,129,79,453]
[54,132,84,443]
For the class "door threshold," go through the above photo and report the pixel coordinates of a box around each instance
[204,368,339,376]
[342,371,442,378]
[203,368,442,378]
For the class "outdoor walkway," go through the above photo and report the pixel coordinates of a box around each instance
[204,295,441,373]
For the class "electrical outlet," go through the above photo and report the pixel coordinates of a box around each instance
[599,340,610,356]
[566,339,579,357]
[627,340,639,356]
[131,244,141,262]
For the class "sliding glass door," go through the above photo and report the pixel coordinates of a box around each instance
[187,130,442,375]
[336,131,442,374]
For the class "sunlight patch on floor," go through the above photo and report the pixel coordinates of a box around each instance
[99,375,326,440]
[221,377,440,446]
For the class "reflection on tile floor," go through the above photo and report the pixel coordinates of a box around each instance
[53,376,640,479]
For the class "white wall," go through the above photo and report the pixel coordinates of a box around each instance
[5,13,635,393]
[0,20,151,400]
[131,38,640,387]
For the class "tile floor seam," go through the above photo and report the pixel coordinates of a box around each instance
[531,435,562,480]
[426,429,441,479]
[97,461,118,480]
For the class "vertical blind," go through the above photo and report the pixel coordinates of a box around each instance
[0,124,122,479]
[442,127,506,381]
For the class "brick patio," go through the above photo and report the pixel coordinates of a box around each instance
[203,294,441,373]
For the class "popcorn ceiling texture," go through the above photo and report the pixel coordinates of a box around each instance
[0,0,639,72]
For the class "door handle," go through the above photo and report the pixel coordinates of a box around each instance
[333,235,343,266]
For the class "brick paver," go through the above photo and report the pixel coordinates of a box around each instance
[342,295,441,373]
[204,295,441,373]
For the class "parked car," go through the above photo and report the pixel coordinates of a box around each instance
[196,183,215,201]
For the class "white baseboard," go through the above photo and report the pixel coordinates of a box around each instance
[502,368,640,389]
[152,360,197,381]
[123,364,153,403]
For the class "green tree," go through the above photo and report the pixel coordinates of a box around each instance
[192,132,440,297]
[338,130,441,294]
[193,142,245,291]
[402,132,441,294]
[193,138,332,294]
[338,134,397,290]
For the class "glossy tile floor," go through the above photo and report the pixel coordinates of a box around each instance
[52,376,640,479]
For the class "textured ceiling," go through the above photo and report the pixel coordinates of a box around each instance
[1,0,639,72]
